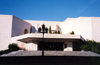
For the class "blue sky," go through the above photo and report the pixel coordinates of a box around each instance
[0,0,100,21]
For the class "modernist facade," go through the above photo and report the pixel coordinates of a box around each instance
[0,15,100,51]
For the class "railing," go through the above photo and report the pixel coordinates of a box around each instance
[12,33,83,39]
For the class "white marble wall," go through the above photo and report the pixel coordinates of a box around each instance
[92,17,100,42]
[12,16,31,37]
[0,15,12,50]
[61,17,92,40]
[25,20,62,33]
[64,42,73,51]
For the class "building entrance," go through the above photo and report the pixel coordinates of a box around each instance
[38,42,64,51]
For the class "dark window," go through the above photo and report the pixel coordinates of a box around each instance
[24,29,28,34]
[30,27,32,33]
[38,42,63,51]
[64,44,67,48]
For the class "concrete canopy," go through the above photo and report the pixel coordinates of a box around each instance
[12,33,85,43]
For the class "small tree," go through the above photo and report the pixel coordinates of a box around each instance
[38,27,41,33]
[70,31,74,35]
[53,31,57,34]
[49,26,52,34]
[57,30,60,34]
[45,27,48,33]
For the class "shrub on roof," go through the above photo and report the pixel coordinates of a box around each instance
[70,31,74,35]
[49,26,52,34]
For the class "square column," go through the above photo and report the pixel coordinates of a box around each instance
[64,42,73,51]
[25,42,37,51]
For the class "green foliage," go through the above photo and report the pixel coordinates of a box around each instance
[53,30,60,34]
[8,43,20,51]
[0,49,10,55]
[81,40,100,54]
[0,43,20,55]
[45,27,48,33]
[57,30,60,34]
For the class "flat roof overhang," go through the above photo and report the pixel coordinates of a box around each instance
[18,38,83,42]
[12,33,85,43]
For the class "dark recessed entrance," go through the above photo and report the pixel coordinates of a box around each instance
[38,42,64,51]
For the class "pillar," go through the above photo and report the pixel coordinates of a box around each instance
[25,42,37,51]
[64,42,73,51]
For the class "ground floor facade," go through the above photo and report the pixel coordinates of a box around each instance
[26,41,82,51]
[11,33,84,51]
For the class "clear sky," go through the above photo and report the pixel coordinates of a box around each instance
[0,0,100,21]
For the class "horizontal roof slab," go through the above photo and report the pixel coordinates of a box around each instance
[12,33,85,42]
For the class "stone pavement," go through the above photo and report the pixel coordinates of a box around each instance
[1,50,100,56]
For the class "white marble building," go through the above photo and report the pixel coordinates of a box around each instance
[0,15,100,51]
